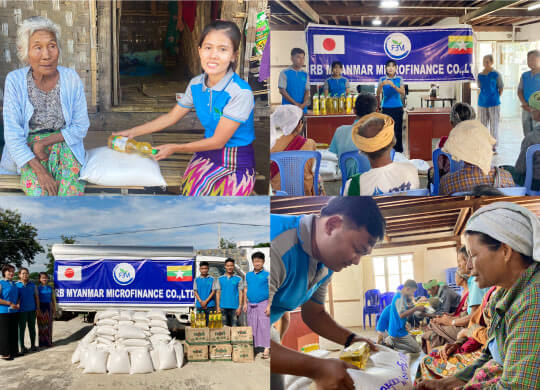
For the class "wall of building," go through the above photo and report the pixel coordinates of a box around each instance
[0,0,94,108]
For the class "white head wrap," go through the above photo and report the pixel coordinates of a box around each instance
[465,202,540,261]
[442,120,495,175]
[270,105,304,149]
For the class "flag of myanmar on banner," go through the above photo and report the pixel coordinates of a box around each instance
[448,35,473,54]
[166,265,192,282]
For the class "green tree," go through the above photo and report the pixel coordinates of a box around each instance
[0,208,44,268]
[219,237,236,249]
[46,235,76,276]
[254,242,270,247]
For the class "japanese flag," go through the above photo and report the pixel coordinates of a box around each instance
[313,35,345,54]
[57,266,82,281]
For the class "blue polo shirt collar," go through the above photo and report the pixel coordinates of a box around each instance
[298,215,330,289]
[202,69,235,92]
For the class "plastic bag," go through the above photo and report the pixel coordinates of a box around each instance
[107,348,131,374]
[96,325,116,337]
[146,310,167,321]
[117,326,147,339]
[129,349,154,374]
[173,341,184,368]
[149,319,168,329]
[150,327,170,335]
[157,341,177,370]
[83,349,109,374]
[80,147,166,187]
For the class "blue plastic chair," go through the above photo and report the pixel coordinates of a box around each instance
[390,148,396,161]
[525,144,540,195]
[397,284,404,291]
[363,289,381,329]
[415,283,429,298]
[431,148,465,195]
[451,186,527,196]
[270,151,321,196]
[274,190,288,196]
[375,292,395,324]
[446,267,457,285]
[339,151,371,195]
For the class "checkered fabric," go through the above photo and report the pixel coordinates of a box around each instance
[439,164,515,195]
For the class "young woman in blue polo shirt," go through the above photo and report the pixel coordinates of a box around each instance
[0,265,20,360]
[377,59,405,152]
[115,20,255,196]
[36,272,55,347]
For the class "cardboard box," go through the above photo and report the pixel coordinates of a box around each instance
[232,343,254,363]
[209,326,231,344]
[230,326,253,344]
[210,343,233,361]
[186,343,209,362]
[185,327,209,345]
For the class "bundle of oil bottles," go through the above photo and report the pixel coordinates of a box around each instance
[312,92,358,115]
[189,309,223,328]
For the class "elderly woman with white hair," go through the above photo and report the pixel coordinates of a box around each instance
[270,105,318,196]
[417,202,540,390]
[0,16,89,196]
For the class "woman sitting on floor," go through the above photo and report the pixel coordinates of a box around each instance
[270,105,319,196]
[416,202,540,389]
[438,120,514,195]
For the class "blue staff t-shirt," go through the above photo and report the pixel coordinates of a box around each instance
[246,269,269,304]
[38,284,53,304]
[193,275,217,308]
[324,76,349,96]
[0,279,20,313]
[218,274,244,309]
[379,75,403,108]
[518,70,540,103]
[478,70,503,108]
[388,292,409,338]
[16,281,37,312]
[278,66,310,113]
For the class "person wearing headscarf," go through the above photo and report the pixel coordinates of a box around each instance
[416,202,540,390]
[344,112,419,195]
[438,120,514,195]
[270,105,318,195]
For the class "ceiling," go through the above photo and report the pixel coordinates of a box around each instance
[270,196,540,249]
[270,0,540,29]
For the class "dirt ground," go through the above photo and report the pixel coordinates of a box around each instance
[0,316,270,390]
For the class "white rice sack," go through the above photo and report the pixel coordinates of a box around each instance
[150,334,171,344]
[71,343,83,364]
[96,325,116,337]
[97,337,115,346]
[117,326,147,339]
[119,338,150,347]
[149,319,168,329]
[124,346,149,354]
[81,327,97,345]
[173,341,184,368]
[80,147,166,187]
[284,350,331,388]
[319,149,338,162]
[83,349,109,374]
[107,348,131,374]
[97,334,115,341]
[129,349,154,374]
[133,312,150,322]
[118,320,134,327]
[78,346,92,369]
[157,342,177,370]
[119,310,133,321]
[150,327,170,335]
[144,330,152,337]
[133,322,150,330]
[146,310,167,321]
[96,310,119,320]
[149,348,160,371]
[97,318,117,327]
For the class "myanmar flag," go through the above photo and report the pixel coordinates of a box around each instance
[167,265,192,282]
[448,35,473,54]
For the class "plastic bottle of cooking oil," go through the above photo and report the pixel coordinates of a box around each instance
[320,93,327,115]
[346,92,353,114]
[108,135,157,157]
[339,94,346,113]
[217,312,223,328]
[313,93,320,115]
[332,94,338,114]
[190,309,195,327]
[209,311,214,328]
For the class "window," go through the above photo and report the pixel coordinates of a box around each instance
[372,254,414,293]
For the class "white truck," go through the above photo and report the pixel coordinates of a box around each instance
[52,244,246,324]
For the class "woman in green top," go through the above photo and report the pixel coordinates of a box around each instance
[417,202,540,390]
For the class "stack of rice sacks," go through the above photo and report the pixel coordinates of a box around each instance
[71,310,184,374]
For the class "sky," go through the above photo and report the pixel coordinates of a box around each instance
[0,196,270,272]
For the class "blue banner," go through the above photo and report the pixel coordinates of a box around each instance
[306,24,474,83]
[54,259,195,306]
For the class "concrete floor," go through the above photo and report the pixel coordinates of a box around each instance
[0,316,269,390]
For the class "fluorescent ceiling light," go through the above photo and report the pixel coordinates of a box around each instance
[528,2,540,10]
[372,18,382,25]
[381,0,399,8]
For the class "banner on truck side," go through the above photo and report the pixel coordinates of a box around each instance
[54,258,195,306]
[306,24,474,83]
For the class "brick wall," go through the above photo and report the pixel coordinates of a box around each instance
[0,0,93,107]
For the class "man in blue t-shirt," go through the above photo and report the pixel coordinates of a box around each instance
[243,251,270,359]
[193,261,218,327]
[270,197,386,390]
[518,50,540,135]
[217,258,244,327]
[278,48,310,114]
[16,267,39,353]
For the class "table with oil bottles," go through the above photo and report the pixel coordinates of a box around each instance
[304,92,358,146]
